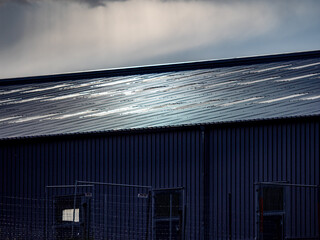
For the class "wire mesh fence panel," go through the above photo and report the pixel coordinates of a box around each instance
[2,182,319,240]
[0,183,155,240]
[256,183,320,240]
[0,195,46,240]
[85,182,152,240]
[46,184,94,240]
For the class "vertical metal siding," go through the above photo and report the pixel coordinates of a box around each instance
[206,119,320,239]
[0,118,319,239]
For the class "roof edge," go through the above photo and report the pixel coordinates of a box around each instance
[1,114,319,142]
[1,49,320,86]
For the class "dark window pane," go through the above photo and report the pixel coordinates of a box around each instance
[155,221,170,240]
[171,220,182,240]
[171,193,182,217]
[155,193,170,217]
[263,187,283,211]
[154,190,183,240]
[262,215,283,240]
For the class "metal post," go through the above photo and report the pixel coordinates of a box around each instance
[104,194,107,239]
[318,186,320,240]
[183,189,186,240]
[259,184,263,240]
[145,189,152,240]
[229,192,232,240]
[45,187,48,240]
[151,191,154,240]
[71,180,78,238]
[92,184,95,239]
[200,127,206,240]
[169,194,172,240]
[255,184,259,240]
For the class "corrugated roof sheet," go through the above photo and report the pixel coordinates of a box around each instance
[1,52,320,139]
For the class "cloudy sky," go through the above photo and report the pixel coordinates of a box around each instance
[0,0,320,79]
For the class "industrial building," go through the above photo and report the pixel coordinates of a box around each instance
[0,50,319,239]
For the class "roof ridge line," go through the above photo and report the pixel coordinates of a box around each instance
[1,49,320,86]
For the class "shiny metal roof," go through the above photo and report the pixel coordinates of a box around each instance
[1,51,320,139]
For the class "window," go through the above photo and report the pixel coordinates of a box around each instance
[155,192,182,218]
[52,194,92,240]
[256,185,285,240]
[54,195,82,224]
[263,186,283,212]
[153,189,184,240]
[62,208,79,222]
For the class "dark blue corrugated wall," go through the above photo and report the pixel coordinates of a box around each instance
[0,130,203,239]
[205,119,320,239]
[0,117,319,239]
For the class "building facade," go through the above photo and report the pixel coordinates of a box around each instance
[1,51,320,239]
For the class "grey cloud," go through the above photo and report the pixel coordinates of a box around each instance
[0,1,34,49]
[70,0,127,8]
[0,0,245,8]
[0,0,33,5]
[0,0,127,8]
[0,0,320,79]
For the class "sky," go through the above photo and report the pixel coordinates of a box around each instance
[0,0,320,79]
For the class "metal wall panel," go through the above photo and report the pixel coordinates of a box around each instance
[0,117,319,239]
[206,119,320,239]
[0,129,203,239]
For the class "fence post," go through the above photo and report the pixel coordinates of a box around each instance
[229,192,232,240]
[45,187,48,240]
[259,183,263,240]
[92,183,95,239]
[71,180,78,238]
[146,189,152,240]
[318,186,320,239]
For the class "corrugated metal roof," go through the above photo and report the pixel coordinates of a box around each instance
[1,51,320,139]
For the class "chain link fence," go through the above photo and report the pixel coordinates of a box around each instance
[0,196,46,240]
[2,181,318,239]
[0,182,186,240]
